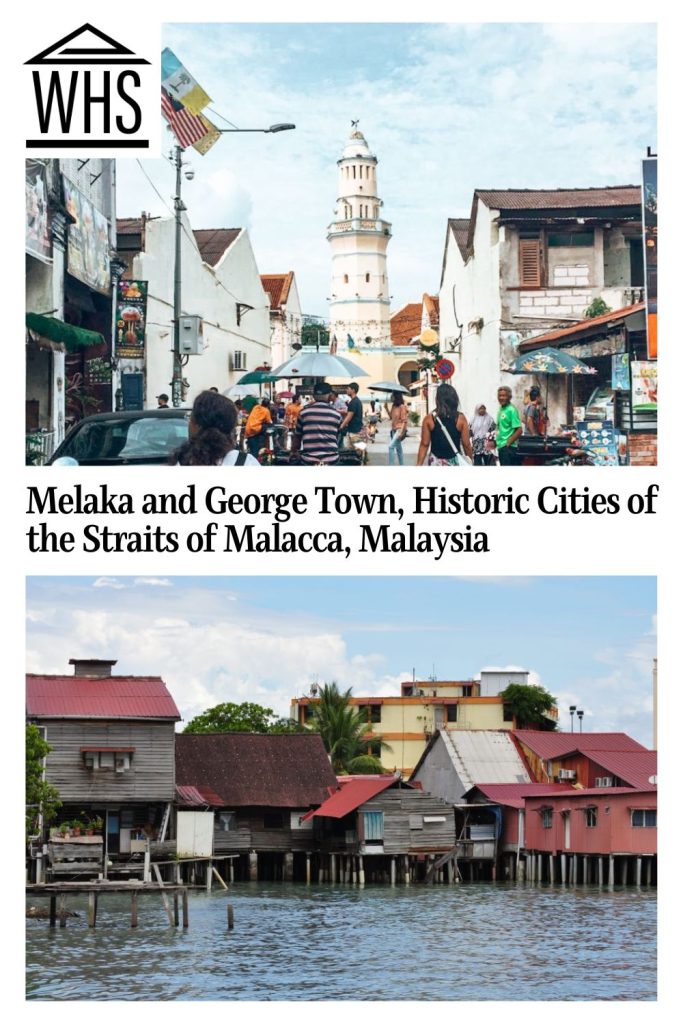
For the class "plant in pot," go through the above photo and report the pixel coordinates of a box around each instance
[58,822,70,838]
[70,818,84,837]
[89,815,104,835]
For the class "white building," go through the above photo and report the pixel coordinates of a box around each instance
[117,216,271,407]
[439,187,647,430]
[261,272,302,369]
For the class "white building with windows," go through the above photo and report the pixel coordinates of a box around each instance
[117,215,271,407]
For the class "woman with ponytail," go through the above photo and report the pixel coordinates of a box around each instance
[170,390,260,466]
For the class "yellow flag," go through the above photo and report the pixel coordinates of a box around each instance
[192,115,221,156]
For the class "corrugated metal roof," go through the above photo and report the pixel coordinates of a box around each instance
[116,217,144,235]
[513,730,648,759]
[471,782,577,808]
[441,730,532,788]
[581,749,657,789]
[175,784,225,807]
[518,303,645,352]
[448,218,471,260]
[175,733,337,808]
[25,675,180,720]
[475,186,641,211]
[303,775,398,820]
[193,228,240,266]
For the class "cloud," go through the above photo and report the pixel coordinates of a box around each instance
[133,577,173,588]
[92,577,126,589]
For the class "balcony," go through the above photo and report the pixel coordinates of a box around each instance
[327,218,391,237]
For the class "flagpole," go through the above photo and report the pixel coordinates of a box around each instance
[172,144,184,407]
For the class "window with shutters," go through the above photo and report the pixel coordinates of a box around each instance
[519,237,542,287]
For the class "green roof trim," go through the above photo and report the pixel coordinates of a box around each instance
[26,313,104,351]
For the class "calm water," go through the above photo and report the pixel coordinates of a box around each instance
[26,882,656,1001]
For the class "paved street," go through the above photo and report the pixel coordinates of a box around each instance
[364,417,420,467]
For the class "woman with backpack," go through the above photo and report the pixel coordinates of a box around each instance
[170,390,260,466]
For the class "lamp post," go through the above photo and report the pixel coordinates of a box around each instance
[170,123,296,407]
[569,705,577,732]
[577,709,584,733]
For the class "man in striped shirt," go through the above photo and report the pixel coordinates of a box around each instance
[291,381,342,465]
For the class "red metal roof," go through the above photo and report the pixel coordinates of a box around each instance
[175,784,225,807]
[303,775,398,820]
[580,749,657,790]
[513,730,647,759]
[518,303,645,352]
[175,733,337,808]
[475,186,641,211]
[470,782,577,808]
[261,272,294,310]
[26,675,180,720]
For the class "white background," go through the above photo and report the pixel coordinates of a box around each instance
[9,1,681,1021]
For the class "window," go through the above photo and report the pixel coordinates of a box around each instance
[541,807,553,829]
[362,811,384,843]
[547,230,594,247]
[82,748,133,772]
[446,704,458,723]
[503,703,514,722]
[595,776,614,788]
[519,237,542,287]
[585,807,598,828]
[358,704,381,724]
[218,812,237,832]
[367,741,382,758]
[263,811,285,829]
[631,809,656,828]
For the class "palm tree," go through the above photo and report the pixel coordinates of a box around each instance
[308,682,388,773]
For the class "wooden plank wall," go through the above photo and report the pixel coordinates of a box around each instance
[359,789,456,854]
[39,719,176,801]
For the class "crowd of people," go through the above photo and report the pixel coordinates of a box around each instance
[167,381,546,467]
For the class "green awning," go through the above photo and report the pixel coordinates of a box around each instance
[26,313,105,351]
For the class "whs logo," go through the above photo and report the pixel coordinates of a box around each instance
[25,22,159,155]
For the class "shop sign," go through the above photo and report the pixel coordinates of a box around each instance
[575,420,619,466]
[630,361,657,412]
[63,176,111,294]
[642,157,657,359]
[611,353,630,391]
[26,159,51,263]
[115,279,148,358]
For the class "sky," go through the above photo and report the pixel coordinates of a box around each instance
[116,21,657,320]
[26,576,656,746]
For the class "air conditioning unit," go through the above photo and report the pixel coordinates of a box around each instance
[595,776,614,788]
[232,350,247,371]
[558,769,576,780]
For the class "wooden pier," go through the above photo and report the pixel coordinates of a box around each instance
[26,881,190,929]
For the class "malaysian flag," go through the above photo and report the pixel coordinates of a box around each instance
[162,88,214,150]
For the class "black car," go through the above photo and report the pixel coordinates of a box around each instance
[48,408,191,466]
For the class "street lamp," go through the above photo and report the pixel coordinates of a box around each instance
[577,709,584,733]
[569,705,577,732]
[170,122,296,406]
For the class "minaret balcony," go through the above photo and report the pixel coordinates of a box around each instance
[328,218,392,237]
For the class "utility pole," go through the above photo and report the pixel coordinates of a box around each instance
[172,144,184,407]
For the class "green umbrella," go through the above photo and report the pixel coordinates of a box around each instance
[237,370,278,385]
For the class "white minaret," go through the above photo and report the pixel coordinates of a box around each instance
[327,124,392,355]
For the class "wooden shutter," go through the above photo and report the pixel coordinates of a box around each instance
[519,238,541,287]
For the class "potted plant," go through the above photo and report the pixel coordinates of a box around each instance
[88,815,104,835]
[58,822,70,838]
[70,818,84,837]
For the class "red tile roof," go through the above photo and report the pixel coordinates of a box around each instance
[476,186,641,211]
[303,775,398,820]
[261,273,294,310]
[193,228,241,266]
[175,733,337,808]
[470,782,577,808]
[518,303,645,352]
[26,675,180,720]
[513,731,648,759]
[390,303,422,346]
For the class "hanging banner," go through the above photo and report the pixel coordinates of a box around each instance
[63,177,111,295]
[115,279,148,358]
[641,157,657,359]
[611,353,630,391]
[631,361,658,412]
[26,159,51,263]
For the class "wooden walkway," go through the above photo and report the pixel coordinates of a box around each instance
[26,881,190,929]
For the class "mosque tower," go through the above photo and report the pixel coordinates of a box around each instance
[327,124,392,359]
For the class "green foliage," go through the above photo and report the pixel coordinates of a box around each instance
[301,316,330,349]
[184,701,299,735]
[307,682,389,772]
[499,683,558,730]
[346,755,385,775]
[408,411,420,426]
[26,724,61,842]
[584,298,612,319]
